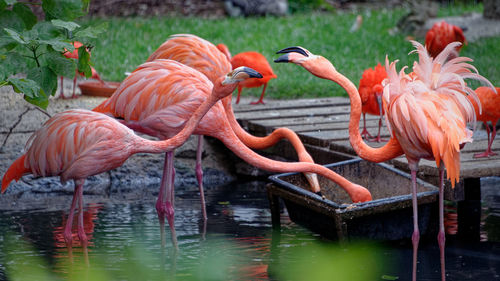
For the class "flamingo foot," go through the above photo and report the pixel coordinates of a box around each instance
[360,128,374,140]
[250,99,265,105]
[368,135,388,143]
[473,150,498,158]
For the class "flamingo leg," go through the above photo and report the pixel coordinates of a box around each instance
[60,76,64,98]
[251,83,267,105]
[437,164,446,281]
[360,113,374,140]
[235,85,243,104]
[72,74,77,98]
[196,135,207,221]
[76,179,88,247]
[64,182,80,249]
[368,117,388,143]
[156,152,170,246]
[474,122,497,158]
[409,162,420,281]
[165,151,178,248]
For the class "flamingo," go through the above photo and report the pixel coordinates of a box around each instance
[125,34,320,222]
[2,62,263,249]
[218,46,277,105]
[468,86,500,158]
[94,58,372,245]
[425,21,466,59]
[358,63,388,142]
[60,41,105,99]
[275,42,493,281]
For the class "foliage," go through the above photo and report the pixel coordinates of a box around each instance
[288,0,335,13]
[0,0,107,109]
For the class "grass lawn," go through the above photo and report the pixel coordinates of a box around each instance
[84,3,498,99]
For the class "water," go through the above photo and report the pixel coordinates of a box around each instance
[0,180,499,280]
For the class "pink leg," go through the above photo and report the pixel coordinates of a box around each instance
[196,135,207,221]
[60,76,64,98]
[64,182,80,249]
[235,86,242,104]
[437,164,446,281]
[487,123,498,156]
[251,83,267,105]
[72,75,77,98]
[360,113,374,140]
[409,162,420,281]
[155,151,178,248]
[76,179,88,247]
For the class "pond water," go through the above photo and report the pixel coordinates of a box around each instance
[0,179,499,280]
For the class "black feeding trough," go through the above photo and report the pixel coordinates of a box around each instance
[267,158,439,241]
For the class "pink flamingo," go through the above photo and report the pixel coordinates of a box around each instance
[120,34,320,222]
[94,58,372,245]
[60,41,106,99]
[2,62,263,249]
[275,42,493,281]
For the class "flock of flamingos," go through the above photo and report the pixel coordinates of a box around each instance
[2,19,500,280]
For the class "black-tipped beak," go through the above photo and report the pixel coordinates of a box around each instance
[243,67,263,79]
[276,46,309,57]
[274,54,289,63]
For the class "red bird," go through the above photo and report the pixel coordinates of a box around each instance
[358,63,388,142]
[425,21,467,58]
[468,86,500,158]
[217,44,277,105]
[60,41,105,98]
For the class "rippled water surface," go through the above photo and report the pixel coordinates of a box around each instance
[0,179,499,280]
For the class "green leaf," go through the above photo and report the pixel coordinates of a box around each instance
[44,50,76,78]
[0,1,7,11]
[0,35,16,50]
[51,19,80,32]
[27,66,58,97]
[33,21,62,40]
[0,51,27,79]
[3,27,25,44]
[42,0,85,21]
[6,77,41,97]
[77,46,91,77]
[38,38,74,52]
[24,91,49,109]
[74,23,108,39]
[13,3,37,29]
[0,10,25,32]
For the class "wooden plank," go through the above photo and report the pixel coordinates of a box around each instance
[235,104,352,121]
[245,114,381,128]
[233,97,350,113]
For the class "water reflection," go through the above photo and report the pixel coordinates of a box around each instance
[0,180,499,280]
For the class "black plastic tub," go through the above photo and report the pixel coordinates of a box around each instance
[267,158,439,241]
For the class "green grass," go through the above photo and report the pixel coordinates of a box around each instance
[83,3,499,99]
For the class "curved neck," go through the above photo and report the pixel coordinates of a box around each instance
[212,123,368,202]
[323,67,403,162]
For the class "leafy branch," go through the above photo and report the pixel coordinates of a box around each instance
[0,0,107,109]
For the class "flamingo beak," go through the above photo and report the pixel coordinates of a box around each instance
[222,66,262,85]
[274,46,309,63]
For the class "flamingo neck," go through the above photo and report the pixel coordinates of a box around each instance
[211,122,370,202]
[322,67,404,162]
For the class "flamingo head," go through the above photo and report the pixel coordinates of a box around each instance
[274,46,336,80]
[214,66,262,99]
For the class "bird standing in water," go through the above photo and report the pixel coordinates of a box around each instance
[2,63,263,250]
[468,86,500,158]
[274,41,493,281]
[358,63,388,142]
